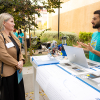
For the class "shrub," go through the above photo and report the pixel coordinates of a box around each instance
[79,31,93,42]
[31,31,79,46]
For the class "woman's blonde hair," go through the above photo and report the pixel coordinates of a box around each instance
[0,13,13,31]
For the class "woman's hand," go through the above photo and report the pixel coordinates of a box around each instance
[18,60,23,68]
[16,60,23,73]
[18,35,21,38]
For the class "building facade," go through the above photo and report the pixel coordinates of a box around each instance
[48,0,100,34]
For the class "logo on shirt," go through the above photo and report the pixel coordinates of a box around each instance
[91,39,97,49]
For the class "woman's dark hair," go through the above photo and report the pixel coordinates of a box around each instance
[18,29,22,35]
[94,10,100,17]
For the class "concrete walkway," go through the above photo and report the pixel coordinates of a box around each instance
[21,47,49,100]
[23,66,49,100]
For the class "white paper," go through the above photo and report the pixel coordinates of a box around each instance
[92,77,100,83]
[32,55,59,66]
[36,65,100,100]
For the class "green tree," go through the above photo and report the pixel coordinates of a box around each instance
[0,0,63,58]
[0,0,63,27]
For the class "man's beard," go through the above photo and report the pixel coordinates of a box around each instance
[93,22,100,29]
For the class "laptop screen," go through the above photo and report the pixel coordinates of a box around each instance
[63,45,89,68]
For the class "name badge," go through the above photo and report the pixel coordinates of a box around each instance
[6,42,14,48]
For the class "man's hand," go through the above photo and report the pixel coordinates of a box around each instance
[73,41,100,57]
[73,41,82,48]
[73,41,92,52]
[79,42,93,52]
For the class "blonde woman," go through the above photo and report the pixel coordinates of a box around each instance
[0,13,25,100]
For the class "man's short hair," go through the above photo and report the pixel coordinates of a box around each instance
[94,10,100,17]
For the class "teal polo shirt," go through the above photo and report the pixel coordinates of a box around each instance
[89,31,100,62]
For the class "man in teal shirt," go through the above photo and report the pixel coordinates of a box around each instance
[75,10,100,62]
[89,31,100,62]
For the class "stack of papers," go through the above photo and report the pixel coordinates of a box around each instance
[32,55,59,66]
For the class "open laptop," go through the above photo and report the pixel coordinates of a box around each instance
[63,45,100,68]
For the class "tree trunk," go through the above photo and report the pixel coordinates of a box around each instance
[24,26,28,61]
[29,25,32,56]
[34,14,35,35]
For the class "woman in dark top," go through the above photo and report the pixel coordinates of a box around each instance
[0,13,25,100]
